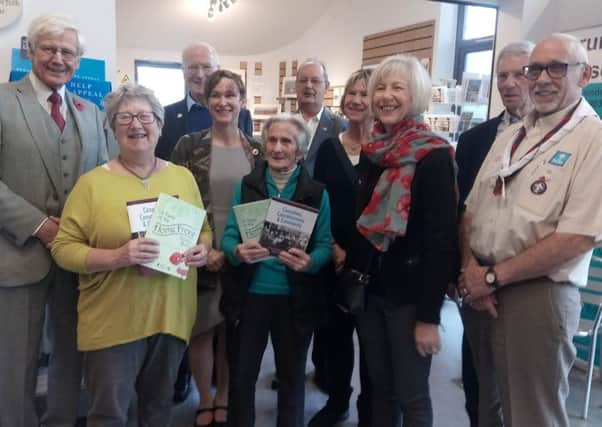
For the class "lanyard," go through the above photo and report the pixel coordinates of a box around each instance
[493,100,582,196]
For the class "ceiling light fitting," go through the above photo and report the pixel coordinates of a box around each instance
[208,0,237,20]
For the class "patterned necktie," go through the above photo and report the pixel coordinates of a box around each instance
[48,90,65,132]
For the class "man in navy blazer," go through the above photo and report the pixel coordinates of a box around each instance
[155,42,253,160]
[456,41,533,427]
[295,59,346,177]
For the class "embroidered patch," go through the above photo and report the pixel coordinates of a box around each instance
[549,151,571,167]
[530,177,547,195]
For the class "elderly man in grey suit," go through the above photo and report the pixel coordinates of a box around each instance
[295,59,346,177]
[0,14,108,427]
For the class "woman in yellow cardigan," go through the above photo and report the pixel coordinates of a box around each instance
[51,83,211,427]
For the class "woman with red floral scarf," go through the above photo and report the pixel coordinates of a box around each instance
[353,55,458,427]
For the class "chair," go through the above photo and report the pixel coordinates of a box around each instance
[574,253,602,419]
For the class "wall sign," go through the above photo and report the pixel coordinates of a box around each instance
[0,0,23,29]
[569,25,602,84]
[569,25,602,116]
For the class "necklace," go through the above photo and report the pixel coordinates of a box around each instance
[342,134,362,155]
[117,155,157,190]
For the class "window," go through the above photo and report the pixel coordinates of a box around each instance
[454,5,497,82]
[134,60,185,106]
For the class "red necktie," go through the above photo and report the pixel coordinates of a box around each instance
[48,91,65,132]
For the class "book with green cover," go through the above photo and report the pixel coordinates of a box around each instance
[233,199,270,242]
[143,193,206,279]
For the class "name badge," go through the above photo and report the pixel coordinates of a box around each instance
[549,150,571,167]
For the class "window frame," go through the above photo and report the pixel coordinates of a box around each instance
[134,59,186,104]
[453,4,497,83]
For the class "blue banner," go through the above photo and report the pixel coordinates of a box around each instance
[583,83,602,117]
[11,48,106,81]
[9,70,111,110]
[10,48,111,109]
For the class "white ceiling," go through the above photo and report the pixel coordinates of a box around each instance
[116,0,328,55]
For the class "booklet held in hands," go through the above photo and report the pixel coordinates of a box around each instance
[259,197,318,256]
[143,193,206,279]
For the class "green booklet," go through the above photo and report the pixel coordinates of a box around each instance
[233,199,271,242]
[143,193,206,279]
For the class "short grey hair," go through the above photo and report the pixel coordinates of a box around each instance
[497,41,534,68]
[367,54,432,118]
[297,58,329,84]
[104,83,165,132]
[261,114,311,158]
[27,14,85,56]
[545,33,589,64]
[182,42,220,68]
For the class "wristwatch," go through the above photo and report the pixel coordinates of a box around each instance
[484,266,500,290]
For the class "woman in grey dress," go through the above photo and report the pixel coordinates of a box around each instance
[171,70,262,427]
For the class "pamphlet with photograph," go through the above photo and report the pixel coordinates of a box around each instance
[143,193,206,279]
[259,197,318,256]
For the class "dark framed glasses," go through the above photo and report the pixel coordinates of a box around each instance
[114,112,156,125]
[522,62,584,80]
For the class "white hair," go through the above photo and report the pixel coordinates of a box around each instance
[27,14,84,56]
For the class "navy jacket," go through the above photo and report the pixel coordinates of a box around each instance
[455,113,504,209]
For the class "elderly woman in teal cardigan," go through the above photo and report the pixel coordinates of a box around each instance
[221,114,332,427]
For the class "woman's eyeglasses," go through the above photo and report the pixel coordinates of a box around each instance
[114,112,156,125]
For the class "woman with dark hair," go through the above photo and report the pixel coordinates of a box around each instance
[171,69,262,427]
[309,68,373,427]
[355,55,458,427]
[221,114,332,427]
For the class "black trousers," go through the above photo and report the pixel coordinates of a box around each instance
[229,293,311,427]
[312,302,372,420]
[462,332,479,427]
[356,297,433,427]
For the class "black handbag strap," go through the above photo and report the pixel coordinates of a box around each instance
[359,247,376,276]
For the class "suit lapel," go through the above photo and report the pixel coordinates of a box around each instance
[306,110,333,161]
[65,91,88,175]
[175,101,188,138]
[14,78,60,192]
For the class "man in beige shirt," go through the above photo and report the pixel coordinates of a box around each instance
[459,33,602,426]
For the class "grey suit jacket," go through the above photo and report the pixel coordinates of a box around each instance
[303,108,347,177]
[0,76,108,287]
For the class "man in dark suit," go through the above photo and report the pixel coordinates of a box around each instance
[294,58,348,426]
[0,14,109,427]
[295,59,346,177]
[155,42,253,160]
[456,41,533,427]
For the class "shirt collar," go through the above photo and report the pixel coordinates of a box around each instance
[186,92,206,112]
[524,98,581,131]
[298,106,324,123]
[29,72,66,106]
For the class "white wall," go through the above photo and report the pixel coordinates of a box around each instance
[491,0,602,115]
[0,0,116,83]
[117,0,447,108]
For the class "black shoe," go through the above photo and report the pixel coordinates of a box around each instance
[173,374,192,404]
[308,404,350,427]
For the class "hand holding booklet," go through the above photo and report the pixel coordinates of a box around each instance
[142,193,206,279]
